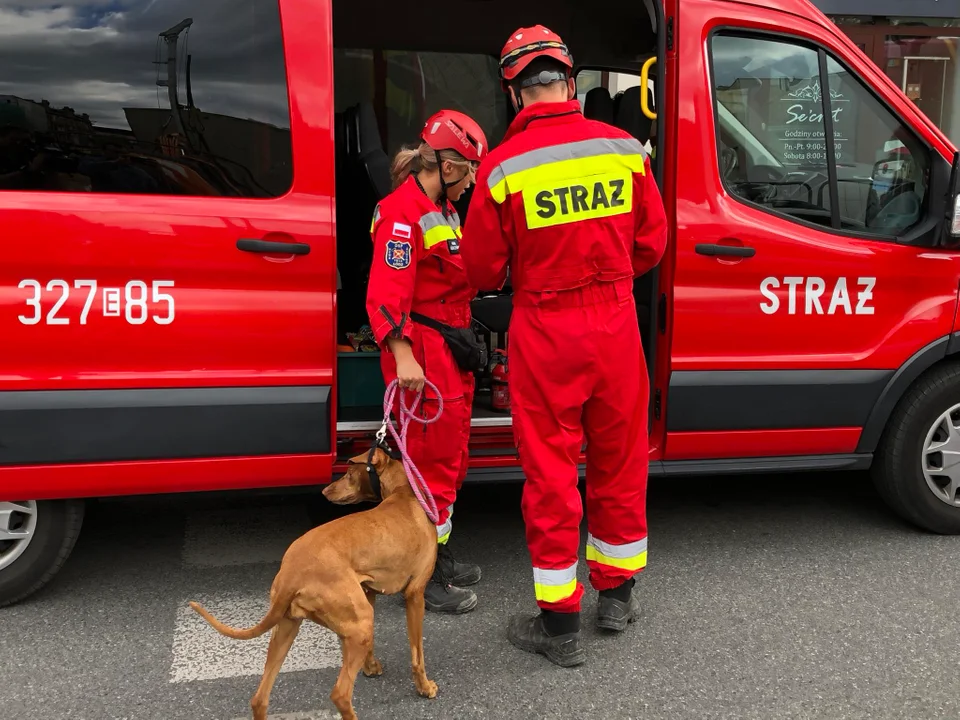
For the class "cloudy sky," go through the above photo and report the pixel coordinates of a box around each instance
[0,0,291,131]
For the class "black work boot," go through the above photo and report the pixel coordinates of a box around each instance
[435,543,481,587]
[507,611,585,668]
[423,562,478,615]
[597,579,640,632]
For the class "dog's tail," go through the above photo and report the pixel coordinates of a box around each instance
[188,594,290,640]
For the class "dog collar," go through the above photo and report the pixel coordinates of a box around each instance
[365,445,383,502]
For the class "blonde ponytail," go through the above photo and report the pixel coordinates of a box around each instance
[390,142,474,189]
[390,145,422,188]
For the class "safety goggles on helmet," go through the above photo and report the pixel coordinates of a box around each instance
[499,40,572,72]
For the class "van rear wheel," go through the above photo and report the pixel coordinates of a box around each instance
[873,362,960,534]
[0,499,84,607]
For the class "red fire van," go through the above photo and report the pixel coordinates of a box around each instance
[0,0,957,606]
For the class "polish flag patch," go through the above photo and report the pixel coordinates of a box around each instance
[392,222,412,239]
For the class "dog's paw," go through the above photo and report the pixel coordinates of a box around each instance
[362,658,384,677]
[417,679,438,699]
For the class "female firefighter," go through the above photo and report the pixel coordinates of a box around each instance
[365,109,488,615]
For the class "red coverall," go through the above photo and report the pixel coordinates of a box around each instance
[366,175,476,544]
[461,99,668,613]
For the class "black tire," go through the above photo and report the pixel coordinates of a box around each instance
[873,361,960,534]
[0,499,84,608]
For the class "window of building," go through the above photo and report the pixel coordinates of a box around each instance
[711,32,930,237]
[333,49,507,158]
[0,0,291,197]
[882,34,959,146]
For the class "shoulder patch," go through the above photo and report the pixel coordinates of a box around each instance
[385,239,412,270]
[392,222,412,239]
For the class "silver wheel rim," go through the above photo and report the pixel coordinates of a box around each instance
[0,501,38,571]
[922,404,960,507]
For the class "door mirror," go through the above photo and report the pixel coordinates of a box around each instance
[945,152,960,245]
[931,151,960,248]
[951,192,960,238]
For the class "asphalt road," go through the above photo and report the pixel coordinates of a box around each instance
[2,471,959,720]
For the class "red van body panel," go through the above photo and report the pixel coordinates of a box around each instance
[0,0,338,500]
[0,0,957,501]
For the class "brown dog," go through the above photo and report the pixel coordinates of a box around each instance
[188,448,439,720]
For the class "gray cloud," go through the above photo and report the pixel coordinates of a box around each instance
[0,0,290,131]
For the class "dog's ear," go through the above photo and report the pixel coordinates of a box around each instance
[346,449,390,469]
[369,447,392,469]
[347,452,369,466]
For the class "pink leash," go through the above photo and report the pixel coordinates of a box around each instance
[377,379,443,524]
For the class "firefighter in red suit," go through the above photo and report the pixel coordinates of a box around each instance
[460,27,668,665]
[366,109,488,615]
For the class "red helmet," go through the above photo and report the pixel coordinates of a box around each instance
[499,25,574,84]
[420,109,488,163]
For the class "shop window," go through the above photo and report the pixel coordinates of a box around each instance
[711,33,930,237]
[0,0,291,197]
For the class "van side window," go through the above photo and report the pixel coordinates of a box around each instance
[712,36,834,229]
[0,0,291,198]
[710,33,930,237]
[825,56,929,234]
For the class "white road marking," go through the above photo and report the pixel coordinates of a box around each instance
[181,506,313,568]
[230,711,338,720]
[170,594,340,683]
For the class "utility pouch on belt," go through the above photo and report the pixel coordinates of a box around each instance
[410,311,488,374]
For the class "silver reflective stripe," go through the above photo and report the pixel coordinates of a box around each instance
[532,563,578,586]
[487,165,506,191]
[487,137,647,191]
[419,211,460,233]
[436,516,452,539]
[587,534,647,559]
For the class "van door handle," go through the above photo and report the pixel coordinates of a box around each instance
[695,243,755,258]
[237,238,311,256]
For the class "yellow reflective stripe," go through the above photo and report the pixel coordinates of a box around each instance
[585,535,648,572]
[487,137,647,204]
[423,224,457,249]
[370,205,381,233]
[419,210,460,250]
[586,546,647,571]
[532,563,578,604]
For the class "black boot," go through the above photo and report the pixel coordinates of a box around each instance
[507,611,585,668]
[435,543,481,587]
[596,579,640,632]
[423,560,478,615]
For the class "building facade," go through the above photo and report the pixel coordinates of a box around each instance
[813,0,960,144]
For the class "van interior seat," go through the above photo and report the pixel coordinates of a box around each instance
[614,86,653,144]
[355,101,392,200]
[583,87,615,124]
[334,104,382,344]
